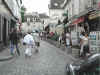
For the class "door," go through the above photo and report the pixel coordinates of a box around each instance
[2,18,7,45]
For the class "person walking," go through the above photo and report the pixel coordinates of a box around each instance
[62,32,66,46]
[44,31,47,40]
[80,33,90,58]
[58,35,62,47]
[65,31,72,53]
[65,31,72,47]
[9,28,20,56]
[23,32,35,57]
[40,32,43,40]
[32,31,40,52]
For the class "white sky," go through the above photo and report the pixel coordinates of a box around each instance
[23,0,50,15]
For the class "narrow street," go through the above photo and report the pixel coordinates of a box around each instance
[0,40,74,75]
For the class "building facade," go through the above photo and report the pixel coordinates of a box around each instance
[22,12,42,33]
[62,0,100,46]
[49,0,65,23]
[39,13,50,30]
[63,0,100,31]
[0,0,22,46]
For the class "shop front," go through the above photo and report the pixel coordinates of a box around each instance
[0,13,11,46]
[0,13,17,48]
[88,10,100,31]
[87,10,100,53]
[69,16,85,46]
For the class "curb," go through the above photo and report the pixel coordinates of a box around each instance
[0,55,13,61]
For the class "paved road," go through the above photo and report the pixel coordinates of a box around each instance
[0,40,74,75]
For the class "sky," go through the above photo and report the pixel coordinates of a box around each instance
[23,0,50,15]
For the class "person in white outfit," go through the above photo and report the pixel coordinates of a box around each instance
[80,33,90,57]
[66,32,72,47]
[23,32,35,57]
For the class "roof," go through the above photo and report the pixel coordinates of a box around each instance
[39,14,49,19]
[49,0,65,9]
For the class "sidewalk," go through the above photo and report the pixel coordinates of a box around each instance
[46,39,80,59]
[0,46,13,61]
[0,39,24,61]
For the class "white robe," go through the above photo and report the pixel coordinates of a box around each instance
[23,34,35,56]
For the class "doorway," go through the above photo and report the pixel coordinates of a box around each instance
[2,18,7,45]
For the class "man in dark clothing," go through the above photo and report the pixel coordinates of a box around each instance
[9,28,20,56]
[62,32,66,46]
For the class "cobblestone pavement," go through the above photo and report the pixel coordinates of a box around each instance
[46,39,80,59]
[0,40,74,75]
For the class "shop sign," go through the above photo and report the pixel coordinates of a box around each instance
[89,12,100,20]
[72,17,84,25]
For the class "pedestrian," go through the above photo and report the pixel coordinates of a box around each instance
[32,31,40,52]
[23,32,35,57]
[58,35,62,47]
[62,32,66,46]
[65,31,72,47]
[65,31,72,53]
[9,28,20,56]
[80,32,90,58]
[40,32,43,40]
[44,31,47,40]
[79,32,84,57]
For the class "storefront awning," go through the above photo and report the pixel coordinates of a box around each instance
[72,17,84,25]
[88,11,100,20]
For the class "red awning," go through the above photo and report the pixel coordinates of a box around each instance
[72,17,84,25]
